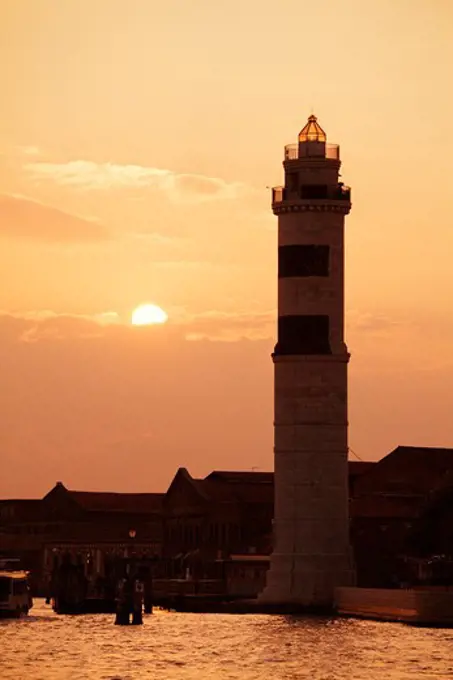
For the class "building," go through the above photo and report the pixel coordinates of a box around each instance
[2,449,453,596]
[351,446,453,587]
[160,468,273,594]
[154,457,451,602]
[261,115,354,607]
[158,463,371,600]
[0,462,366,596]
[163,469,274,566]
[0,482,163,593]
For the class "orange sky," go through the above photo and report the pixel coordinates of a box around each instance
[1,0,453,497]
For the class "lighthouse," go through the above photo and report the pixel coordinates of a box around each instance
[261,115,354,608]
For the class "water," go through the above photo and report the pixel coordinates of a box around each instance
[1,599,453,680]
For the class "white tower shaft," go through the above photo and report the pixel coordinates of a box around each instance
[261,116,354,607]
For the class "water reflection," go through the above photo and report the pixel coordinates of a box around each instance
[1,600,452,680]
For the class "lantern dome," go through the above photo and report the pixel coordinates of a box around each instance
[298,115,327,143]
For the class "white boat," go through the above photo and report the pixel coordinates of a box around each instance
[0,570,33,618]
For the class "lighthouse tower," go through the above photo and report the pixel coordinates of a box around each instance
[261,115,354,608]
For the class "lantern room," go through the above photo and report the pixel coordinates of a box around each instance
[298,114,327,158]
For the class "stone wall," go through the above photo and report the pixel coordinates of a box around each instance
[335,586,453,624]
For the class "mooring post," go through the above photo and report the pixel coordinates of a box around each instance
[131,579,144,625]
[144,573,153,614]
[115,577,131,625]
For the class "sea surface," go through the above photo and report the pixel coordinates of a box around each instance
[1,599,453,680]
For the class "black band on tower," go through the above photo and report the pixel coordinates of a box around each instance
[274,315,331,356]
[278,245,330,278]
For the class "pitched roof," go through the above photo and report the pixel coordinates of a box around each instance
[165,451,452,518]
[42,482,164,514]
[203,471,274,504]
[351,446,453,519]
[353,446,453,497]
[67,490,164,513]
[0,499,48,522]
[0,499,43,507]
[164,467,212,503]
[206,471,273,484]
[164,468,274,506]
[165,463,376,507]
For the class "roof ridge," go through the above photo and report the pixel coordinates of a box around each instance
[394,445,453,452]
[69,489,163,496]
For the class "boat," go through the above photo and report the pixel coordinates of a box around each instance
[0,569,33,618]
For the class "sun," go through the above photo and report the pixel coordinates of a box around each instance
[131,304,168,326]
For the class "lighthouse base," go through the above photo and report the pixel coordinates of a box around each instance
[259,552,355,609]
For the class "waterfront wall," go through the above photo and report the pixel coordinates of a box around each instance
[335,586,453,625]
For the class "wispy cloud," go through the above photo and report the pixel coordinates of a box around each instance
[1,310,120,343]
[1,307,425,347]
[4,309,120,324]
[25,160,248,203]
[176,308,275,341]
[347,310,416,334]
[2,313,110,344]
[1,307,421,346]
[18,145,40,156]
[0,193,109,242]
[0,307,274,344]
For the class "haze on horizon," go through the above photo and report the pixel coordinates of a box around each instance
[1,0,453,498]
